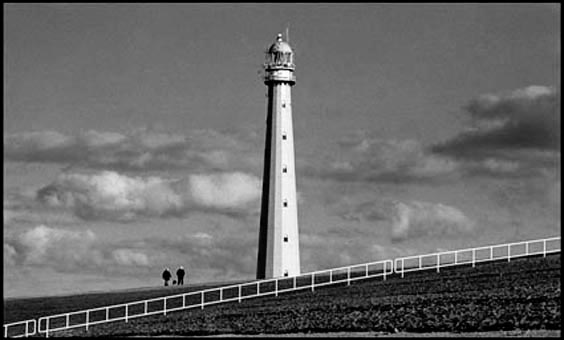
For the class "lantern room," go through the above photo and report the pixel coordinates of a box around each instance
[264,33,295,70]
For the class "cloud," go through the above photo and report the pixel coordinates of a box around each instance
[37,171,183,221]
[4,243,17,266]
[36,170,261,221]
[432,85,560,158]
[4,225,152,272]
[4,128,262,173]
[138,228,257,282]
[390,200,474,242]
[15,225,101,266]
[4,190,81,228]
[111,249,150,266]
[309,86,559,183]
[189,173,261,209]
[333,197,474,243]
[306,134,459,183]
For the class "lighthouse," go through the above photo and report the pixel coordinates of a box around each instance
[256,33,301,279]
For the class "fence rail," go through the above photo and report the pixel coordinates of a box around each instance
[3,319,36,338]
[36,258,393,337]
[4,235,560,338]
[394,236,561,278]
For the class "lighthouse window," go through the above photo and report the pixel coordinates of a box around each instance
[282,133,287,140]
[284,270,289,277]
[282,165,287,173]
[284,235,288,242]
[282,103,286,108]
[283,199,288,207]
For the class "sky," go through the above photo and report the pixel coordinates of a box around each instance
[3,3,560,298]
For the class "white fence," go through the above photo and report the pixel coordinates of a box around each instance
[35,259,393,338]
[394,236,561,278]
[3,320,36,338]
[3,235,560,338]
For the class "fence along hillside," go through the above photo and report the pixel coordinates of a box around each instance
[3,235,560,338]
[65,252,561,336]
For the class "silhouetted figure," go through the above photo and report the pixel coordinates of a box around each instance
[176,266,185,285]
[162,267,172,286]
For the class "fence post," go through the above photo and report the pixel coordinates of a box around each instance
[330,270,333,283]
[145,301,148,315]
[164,298,167,316]
[66,314,69,329]
[46,319,49,339]
[25,321,29,337]
[294,276,297,289]
[183,294,186,308]
[436,254,440,273]
[347,267,351,285]
[383,261,387,281]
[365,264,368,277]
[125,304,128,323]
[201,292,204,310]
[544,239,546,257]
[239,285,242,303]
[490,247,493,260]
[508,244,511,262]
[220,288,223,301]
[401,259,405,278]
[455,251,458,265]
[257,282,260,295]
[106,308,109,321]
[419,256,422,270]
[275,279,279,296]
[311,274,315,292]
[86,311,89,331]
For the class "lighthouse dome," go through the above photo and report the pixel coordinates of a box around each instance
[268,33,293,54]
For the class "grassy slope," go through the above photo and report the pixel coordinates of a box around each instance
[39,254,561,337]
[3,280,249,324]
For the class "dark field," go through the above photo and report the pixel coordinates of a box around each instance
[3,280,249,324]
[12,253,558,337]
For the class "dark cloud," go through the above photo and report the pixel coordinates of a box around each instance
[304,134,459,184]
[4,128,262,174]
[432,86,560,158]
[332,197,474,243]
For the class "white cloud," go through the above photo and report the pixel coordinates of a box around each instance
[189,172,261,209]
[37,170,261,221]
[14,225,102,267]
[391,200,475,242]
[38,171,183,221]
[112,249,150,266]
[5,225,151,271]
[4,243,17,266]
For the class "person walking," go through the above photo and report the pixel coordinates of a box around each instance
[176,266,186,285]
[162,267,172,286]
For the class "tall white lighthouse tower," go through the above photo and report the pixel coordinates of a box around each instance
[256,33,301,279]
